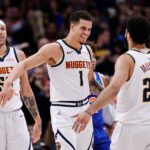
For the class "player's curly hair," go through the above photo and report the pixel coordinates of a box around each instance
[126,15,150,44]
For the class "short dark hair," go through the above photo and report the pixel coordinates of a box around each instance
[126,15,150,44]
[69,10,93,24]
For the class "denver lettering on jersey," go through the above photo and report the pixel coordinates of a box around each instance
[0,67,13,74]
[66,61,91,69]
[140,62,150,73]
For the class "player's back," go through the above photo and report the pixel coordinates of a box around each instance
[116,49,150,124]
[47,39,91,101]
[0,47,22,112]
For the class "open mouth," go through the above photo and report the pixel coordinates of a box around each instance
[80,35,87,40]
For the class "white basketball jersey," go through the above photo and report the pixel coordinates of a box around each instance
[116,49,150,124]
[0,47,22,112]
[47,39,91,101]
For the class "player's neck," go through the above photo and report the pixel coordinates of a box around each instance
[0,44,8,56]
[129,43,146,51]
[64,37,81,51]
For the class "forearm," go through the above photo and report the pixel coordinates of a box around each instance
[22,95,41,124]
[87,84,119,114]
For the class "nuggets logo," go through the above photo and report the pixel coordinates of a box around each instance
[0,67,13,74]
[56,142,61,150]
[141,62,150,73]
[66,61,90,69]
[89,96,97,103]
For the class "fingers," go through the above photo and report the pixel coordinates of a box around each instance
[0,93,11,106]
[72,112,91,133]
[72,117,80,131]
[76,122,86,133]
[72,118,87,133]
[0,93,6,107]
[0,92,9,106]
[32,125,41,143]
[78,123,86,133]
[32,131,41,143]
[0,89,17,107]
[32,135,40,143]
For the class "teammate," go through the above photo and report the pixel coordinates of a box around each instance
[73,15,150,150]
[0,20,41,150]
[90,71,110,150]
[0,10,94,150]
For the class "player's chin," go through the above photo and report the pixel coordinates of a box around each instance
[79,39,87,44]
[0,41,5,46]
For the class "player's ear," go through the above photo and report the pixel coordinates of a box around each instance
[70,23,74,29]
[124,29,127,38]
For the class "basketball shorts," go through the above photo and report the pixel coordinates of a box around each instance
[51,103,93,150]
[0,109,32,150]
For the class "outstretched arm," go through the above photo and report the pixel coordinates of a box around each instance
[5,43,56,84]
[0,43,62,103]
[88,54,132,113]
[73,54,134,132]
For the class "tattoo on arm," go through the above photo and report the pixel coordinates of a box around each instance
[90,79,104,95]
[22,96,39,121]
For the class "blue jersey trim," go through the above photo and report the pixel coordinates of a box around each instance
[95,72,103,86]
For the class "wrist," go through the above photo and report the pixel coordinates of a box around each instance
[35,116,41,124]
[84,110,92,117]
[85,106,93,116]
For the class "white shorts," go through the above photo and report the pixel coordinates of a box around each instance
[0,109,33,150]
[51,104,93,150]
[111,122,150,150]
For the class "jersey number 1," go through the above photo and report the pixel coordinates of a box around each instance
[79,71,83,86]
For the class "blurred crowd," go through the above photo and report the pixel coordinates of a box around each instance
[0,0,150,75]
[1,0,150,149]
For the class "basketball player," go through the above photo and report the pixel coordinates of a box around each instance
[86,41,110,150]
[73,15,150,150]
[0,10,94,150]
[0,20,41,150]
[89,72,111,150]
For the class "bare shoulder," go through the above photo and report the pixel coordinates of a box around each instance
[114,53,135,81]
[38,42,63,64]
[39,42,61,53]
[117,53,134,64]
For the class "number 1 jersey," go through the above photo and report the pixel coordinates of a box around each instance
[47,39,92,101]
